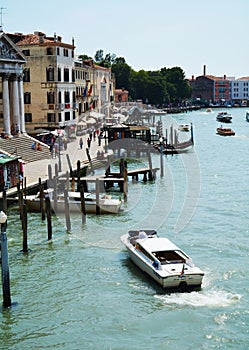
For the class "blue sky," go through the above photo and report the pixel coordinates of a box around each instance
[2,0,249,79]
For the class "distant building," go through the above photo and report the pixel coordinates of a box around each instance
[189,65,249,105]
[115,88,129,103]
[229,77,249,103]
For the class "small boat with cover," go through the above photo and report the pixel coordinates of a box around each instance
[121,230,204,291]
[216,112,232,123]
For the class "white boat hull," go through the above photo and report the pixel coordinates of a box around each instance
[25,197,122,214]
[121,232,204,290]
[128,249,203,289]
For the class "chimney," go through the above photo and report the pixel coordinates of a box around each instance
[192,75,194,80]
[224,75,227,80]
[203,65,206,76]
[72,37,75,46]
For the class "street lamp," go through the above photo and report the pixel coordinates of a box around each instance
[0,210,11,307]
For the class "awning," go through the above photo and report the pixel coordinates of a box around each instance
[89,111,105,119]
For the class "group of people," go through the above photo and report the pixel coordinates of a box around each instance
[79,129,104,150]
[31,142,42,151]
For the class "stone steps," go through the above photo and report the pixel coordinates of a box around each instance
[0,134,51,163]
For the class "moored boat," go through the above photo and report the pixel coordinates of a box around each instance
[216,127,235,136]
[121,230,204,291]
[154,123,194,155]
[24,189,122,214]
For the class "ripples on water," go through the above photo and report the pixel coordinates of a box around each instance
[1,108,249,349]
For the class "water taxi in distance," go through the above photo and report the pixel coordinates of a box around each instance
[216,127,235,136]
[216,111,232,123]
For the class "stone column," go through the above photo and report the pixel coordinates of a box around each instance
[12,76,20,133]
[2,75,11,135]
[18,75,25,133]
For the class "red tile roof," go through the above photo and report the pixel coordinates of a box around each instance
[237,77,249,80]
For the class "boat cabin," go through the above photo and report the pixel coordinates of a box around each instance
[152,250,186,265]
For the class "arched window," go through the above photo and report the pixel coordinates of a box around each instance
[47,91,55,104]
[46,66,54,82]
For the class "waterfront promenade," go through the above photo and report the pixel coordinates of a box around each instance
[23,133,105,188]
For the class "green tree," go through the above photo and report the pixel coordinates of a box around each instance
[94,49,104,63]
[111,61,132,91]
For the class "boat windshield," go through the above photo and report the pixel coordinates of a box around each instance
[152,250,187,264]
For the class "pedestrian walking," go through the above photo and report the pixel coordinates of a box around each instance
[79,137,83,149]
[87,137,91,148]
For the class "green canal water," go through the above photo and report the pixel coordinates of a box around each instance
[1,108,249,349]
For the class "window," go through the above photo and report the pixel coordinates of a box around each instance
[46,66,54,81]
[47,113,56,123]
[25,113,32,122]
[58,91,61,103]
[24,92,31,104]
[58,67,61,82]
[47,47,53,55]
[65,112,70,121]
[63,48,68,57]
[22,49,30,56]
[23,68,30,82]
[64,68,69,82]
[72,69,75,82]
[58,113,62,122]
[47,91,55,104]
[64,91,70,103]
[57,47,60,55]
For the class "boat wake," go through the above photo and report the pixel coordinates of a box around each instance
[155,288,241,308]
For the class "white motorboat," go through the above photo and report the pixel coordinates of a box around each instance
[121,230,204,291]
[24,189,122,214]
[216,111,232,123]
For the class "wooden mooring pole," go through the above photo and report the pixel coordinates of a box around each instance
[45,197,52,240]
[39,179,45,221]
[22,204,28,253]
[64,188,71,232]
[80,183,86,224]
[96,178,100,215]
[0,211,11,308]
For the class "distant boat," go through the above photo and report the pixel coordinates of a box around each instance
[216,127,235,136]
[246,111,249,122]
[216,112,232,123]
[205,108,212,113]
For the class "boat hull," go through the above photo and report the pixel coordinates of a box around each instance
[25,198,122,214]
[121,233,204,291]
[216,128,235,136]
[127,249,203,290]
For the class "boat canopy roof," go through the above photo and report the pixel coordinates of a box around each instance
[137,237,179,253]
